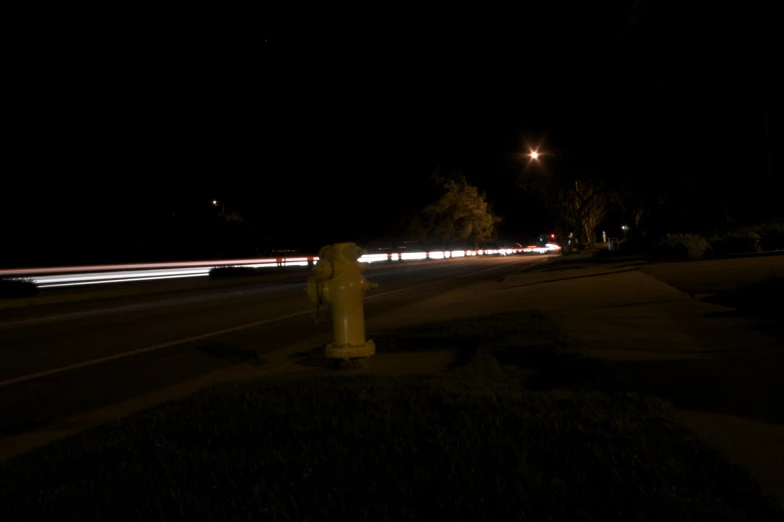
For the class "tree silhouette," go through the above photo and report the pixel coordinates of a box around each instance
[412,172,501,247]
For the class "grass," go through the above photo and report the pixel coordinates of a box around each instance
[0,277,38,298]
[1,312,781,521]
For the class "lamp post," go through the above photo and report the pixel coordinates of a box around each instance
[522,146,577,255]
[212,199,225,215]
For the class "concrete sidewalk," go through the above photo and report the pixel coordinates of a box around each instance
[368,264,784,501]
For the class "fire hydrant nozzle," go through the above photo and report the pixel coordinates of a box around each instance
[306,242,378,360]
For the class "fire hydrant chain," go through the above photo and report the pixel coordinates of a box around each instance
[305,243,378,361]
[308,297,328,325]
[306,272,329,325]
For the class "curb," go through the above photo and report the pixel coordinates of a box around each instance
[501,257,554,281]
[722,249,784,260]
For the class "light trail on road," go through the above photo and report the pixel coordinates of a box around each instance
[0,246,560,288]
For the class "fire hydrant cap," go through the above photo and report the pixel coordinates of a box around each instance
[338,243,359,261]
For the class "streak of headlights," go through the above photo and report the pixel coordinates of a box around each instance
[3,246,560,288]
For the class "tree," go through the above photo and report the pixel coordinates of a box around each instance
[581,193,609,245]
[611,183,647,230]
[519,164,608,248]
[414,172,501,246]
[610,179,667,249]
[554,175,606,246]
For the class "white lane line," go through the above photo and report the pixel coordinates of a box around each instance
[0,259,525,388]
[0,282,304,329]
[0,311,311,388]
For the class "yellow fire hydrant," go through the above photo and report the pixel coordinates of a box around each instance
[307,242,379,360]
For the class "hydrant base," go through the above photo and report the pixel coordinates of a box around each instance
[325,340,376,360]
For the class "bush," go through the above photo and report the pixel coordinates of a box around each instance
[0,278,38,299]
[710,232,762,255]
[758,221,784,251]
[652,233,711,259]
[708,221,784,253]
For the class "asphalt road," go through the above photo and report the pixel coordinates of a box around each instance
[0,255,543,437]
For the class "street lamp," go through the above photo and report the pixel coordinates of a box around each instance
[522,147,545,169]
[212,200,225,214]
[521,143,584,255]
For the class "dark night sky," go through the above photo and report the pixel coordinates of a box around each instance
[3,2,780,264]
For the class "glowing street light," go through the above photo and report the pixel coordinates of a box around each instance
[530,150,539,160]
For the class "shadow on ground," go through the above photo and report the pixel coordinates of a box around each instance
[369,312,628,393]
[3,310,781,521]
[198,343,268,366]
[608,353,784,425]
[288,348,334,369]
[372,310,784,426]
[701,276,784,337]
